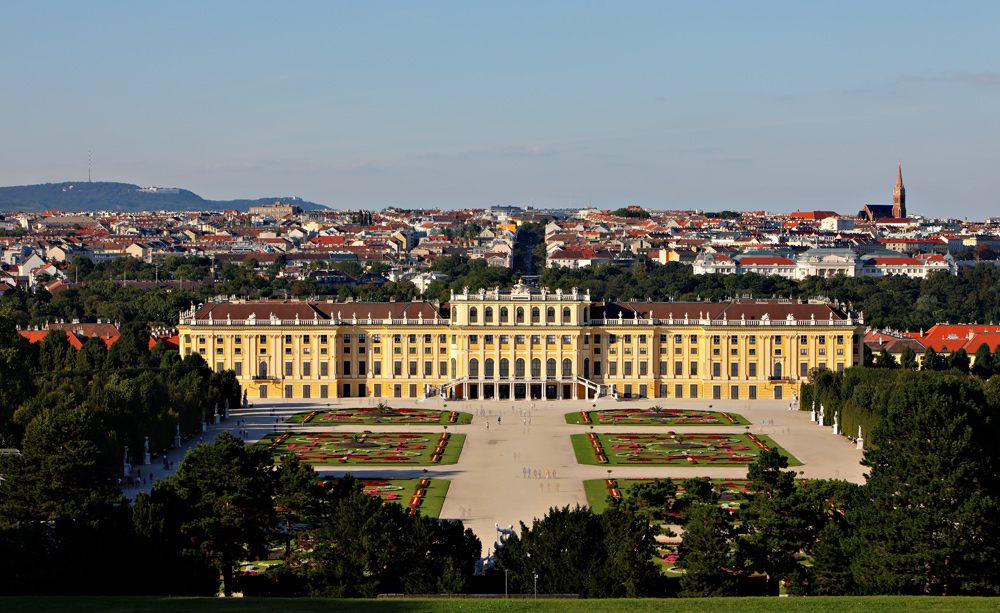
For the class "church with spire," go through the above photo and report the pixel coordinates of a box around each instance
[859,163,908,222]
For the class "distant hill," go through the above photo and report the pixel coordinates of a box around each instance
[0,182,330,213]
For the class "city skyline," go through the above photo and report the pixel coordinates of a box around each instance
[2,2,998,216]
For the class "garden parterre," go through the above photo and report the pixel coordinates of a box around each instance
[572,432,801,466]
[315,477,451,518]
[566,408,750,426]
[257,431,465,465]
[286,406,472,425]
[585,477,753,513]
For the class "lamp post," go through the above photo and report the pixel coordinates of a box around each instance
[504,569,508,599]
[533,571,538,600]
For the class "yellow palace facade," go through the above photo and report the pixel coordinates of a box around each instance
[177,284,864,402]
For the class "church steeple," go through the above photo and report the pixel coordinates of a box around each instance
[892,162,906,218]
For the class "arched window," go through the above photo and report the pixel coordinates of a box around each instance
[547,358,556,378]
[469,307,478,323]
[531,358,541,378]
[531,307,540,323]
[774,362,783,378]
[485,358,494,378]
[259,362,268,378]
[516,307,524,323]
[500,358,510,378]
[469,358,479,378]
[515,358,525,379]
[500,307,509,323]
[451,358,456,378]
[546,307,556,323]
[562,358,573,377]
[563,307,571,323]
[485,307,493,323]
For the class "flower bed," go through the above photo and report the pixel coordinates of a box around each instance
[286,406,473,425]
[565,407,750,426]
[572,432,800,466]
[584,477,754,514]
[257,431,466,466]
[315,477,450,518]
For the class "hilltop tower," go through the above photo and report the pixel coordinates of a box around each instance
[892,163,906,218]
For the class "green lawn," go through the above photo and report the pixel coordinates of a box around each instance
[566,408,750,426]
[5,596,1000,612]
[286,407,472,425]
[257,432,465,466]
[315,477,451,518]
[584,477,751,513]
[572,432,801,467]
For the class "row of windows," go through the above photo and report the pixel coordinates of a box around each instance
[708,334,847,345]
[464,306,575,324]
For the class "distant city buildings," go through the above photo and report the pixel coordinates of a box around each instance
[2,164,999,298]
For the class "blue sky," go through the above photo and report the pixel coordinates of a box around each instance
[2,2,998,216]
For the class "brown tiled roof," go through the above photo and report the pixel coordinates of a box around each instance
[193,301,445,321]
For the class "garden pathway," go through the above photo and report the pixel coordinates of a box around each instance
[123,396,867,550]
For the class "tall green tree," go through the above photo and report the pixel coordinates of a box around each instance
[144,432,276,596]
[874,348,898,369]
[850,373,1000,595]
[0,408,126,594]
[495,504,658,598]
[677,503,737,597]
[0,309,34,441]
[972,343,994,378]
[736,449,807,595]
[948,347,971,374]
[922,346,943,371]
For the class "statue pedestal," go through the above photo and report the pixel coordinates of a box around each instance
[201,421,208,432]
[857,437,864,450]
[214,415,221,424]
[174,435,182,448]
[833,425,841,436]
[123,462,131,477]
[143,453,151,466]
[810,411,817,423]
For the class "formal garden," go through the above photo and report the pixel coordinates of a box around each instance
[584,477,752,514]
[286,405,472,425]
[572,432,800,466]
[566,407,749,426]
[310,477,450,518]
[257,431,465,465]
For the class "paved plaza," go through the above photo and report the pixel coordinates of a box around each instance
[125,396,867,548]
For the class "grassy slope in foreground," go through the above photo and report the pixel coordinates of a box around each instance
[3,596,1000,613]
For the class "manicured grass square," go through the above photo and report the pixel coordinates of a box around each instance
[566,408,749,426]
[584,477,752,513]
[572,432,800,466]
[315,477,451,518]
[257,431,465,466]
[287,407,472,425]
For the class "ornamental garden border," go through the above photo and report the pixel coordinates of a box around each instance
[258,431,465,466]
[286,406,472,425]
[583,477,752,514]
[565,407,750,426]
[315,477,451,518]
[571,432,801,466]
